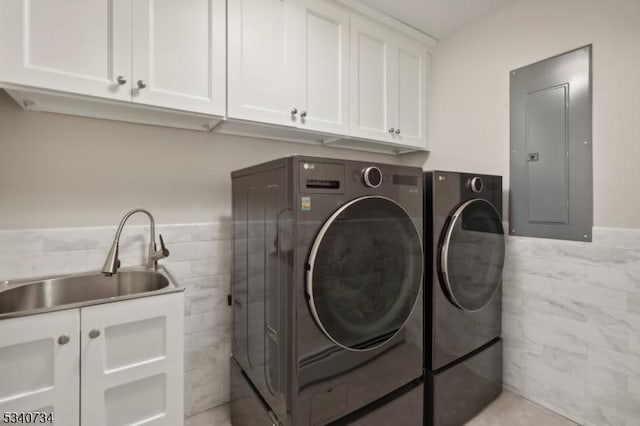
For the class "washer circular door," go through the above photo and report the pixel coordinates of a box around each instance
[440,199,505,312]
[307,196,423,351]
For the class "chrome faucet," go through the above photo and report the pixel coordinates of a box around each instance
[102,208,169,276]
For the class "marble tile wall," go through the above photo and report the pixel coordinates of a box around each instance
[503,227,640,426]
[3,223,639,424]
[0,222,233,420]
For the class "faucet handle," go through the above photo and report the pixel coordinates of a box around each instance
[159,234,170,257]
[148,234,169,267]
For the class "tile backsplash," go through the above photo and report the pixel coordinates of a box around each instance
[503,227,640,426]
[0,222,232,420]
[2,223,639,425]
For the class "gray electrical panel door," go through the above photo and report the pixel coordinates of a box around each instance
[510,45,592,241]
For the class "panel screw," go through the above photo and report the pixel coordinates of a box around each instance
[511,71,516,75]
[584,141,588,145]
[583,235,588,239]
[511,229,515,233]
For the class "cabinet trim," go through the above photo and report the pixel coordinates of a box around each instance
[337,0,437,48]
[2,83,221,132]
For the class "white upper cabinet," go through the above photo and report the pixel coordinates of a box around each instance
[228,0,350,134]
[0,310,80,426]
[0,0,432,152]
[227,0,298,126]
[131,0,226,115]
[296,0,350,135]
[349,14,393,143]
[391,32,429,148]
[350,14,429,148]
[0,0,132,101]
[0,0,225,115]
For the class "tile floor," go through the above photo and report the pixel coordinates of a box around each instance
[185,404,230,426]
[466,391,578,426]
[185,390,579,426]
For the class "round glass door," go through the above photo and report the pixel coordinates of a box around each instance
[306,196,423,351]
[440,199,505,312]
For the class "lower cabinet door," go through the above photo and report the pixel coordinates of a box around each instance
[80,293,184,426]
[0,310,80,426]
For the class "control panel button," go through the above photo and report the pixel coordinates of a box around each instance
[470,177,484,193]
[363,167,383,188]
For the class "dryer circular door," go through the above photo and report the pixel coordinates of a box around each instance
[440,199,505,312]
[307,196,423,351]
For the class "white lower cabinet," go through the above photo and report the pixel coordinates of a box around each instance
[0,310,80,426]
[81,294,184,426]
[0,293,184,426]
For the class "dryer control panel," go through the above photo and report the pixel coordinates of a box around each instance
[299,161,345,194]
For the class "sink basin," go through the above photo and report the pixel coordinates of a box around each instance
[0,266,182,319]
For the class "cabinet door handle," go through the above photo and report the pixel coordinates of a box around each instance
[300,111,307,118]
[58,335,70,345]
[394,128,401,135]
[137,80,147,89]
[388,128,395,133]
[116,76,127,85]
[89,329,101,339]
[291,107,298,115]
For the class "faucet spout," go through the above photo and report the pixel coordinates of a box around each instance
[101,208,169,275]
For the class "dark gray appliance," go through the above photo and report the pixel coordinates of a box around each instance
[230,156,424,426]
[424,171,504,426]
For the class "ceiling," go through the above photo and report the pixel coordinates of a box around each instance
[359,0,515,39]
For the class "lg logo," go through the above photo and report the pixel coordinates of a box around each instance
[303,163,315,170]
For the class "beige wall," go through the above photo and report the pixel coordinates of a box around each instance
[0,91,407,230]
[421,0,640,228]
[2,0,639,230]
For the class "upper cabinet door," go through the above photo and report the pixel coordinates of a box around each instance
[228,0,298,126]
[390,33,429,149]
[0,0,132,101]
[296,0,349,135]
[349,15,393,143]
[131,0,226,115]
[80,293,184,426]
[0,310,80,426]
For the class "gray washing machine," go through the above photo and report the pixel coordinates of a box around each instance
[423,171,505,426]
[230,156,424,426]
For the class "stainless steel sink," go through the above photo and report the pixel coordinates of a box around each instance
[0,266,183,319]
